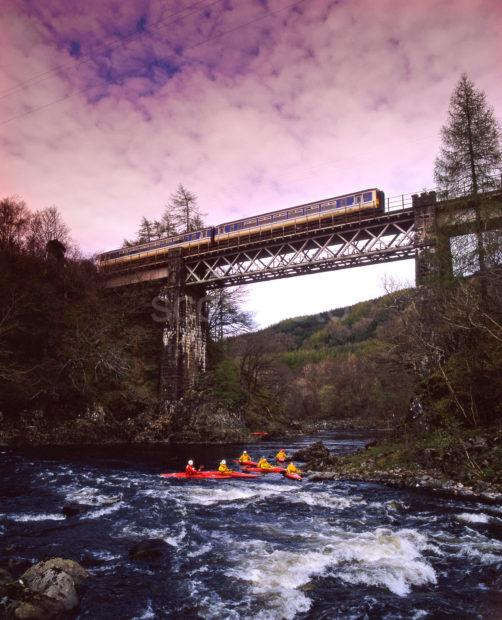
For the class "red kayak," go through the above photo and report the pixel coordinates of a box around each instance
[160,471,258,480]
[283,471,302,481]
[233,459,258,467]
[242,466,285,474]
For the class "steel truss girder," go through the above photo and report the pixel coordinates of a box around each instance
[184,220,419,288]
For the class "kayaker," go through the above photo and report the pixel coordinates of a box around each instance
[276,449,288,462]
[257,457,273,470]
[286,462,301,474]
[218,460,233,474]
[185,460,198,476]
[239,451,252,463]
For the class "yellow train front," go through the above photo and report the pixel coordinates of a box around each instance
[97,188,384,272]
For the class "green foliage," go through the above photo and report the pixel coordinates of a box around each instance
[211,359,243,406]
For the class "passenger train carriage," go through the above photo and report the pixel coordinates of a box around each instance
[98,188,384,270]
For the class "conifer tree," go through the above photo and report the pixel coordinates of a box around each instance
[165,184,206,233]
[434,74,502,196]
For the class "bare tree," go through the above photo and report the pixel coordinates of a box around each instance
[0,196,30,252]
[27,206,70,256]
[207,287,254,341]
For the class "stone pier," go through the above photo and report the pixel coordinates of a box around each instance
[159,255,208,402]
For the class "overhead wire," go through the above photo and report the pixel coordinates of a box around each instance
[0,0,307,127]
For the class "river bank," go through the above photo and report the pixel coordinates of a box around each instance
[296,431,502,505]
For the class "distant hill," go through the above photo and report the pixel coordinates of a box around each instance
[223,291,415,430]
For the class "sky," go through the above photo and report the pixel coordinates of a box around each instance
[2,0,502,327]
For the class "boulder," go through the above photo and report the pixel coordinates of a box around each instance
[0,558,88,619]
[292,441,340,471]
[128,539,171,562]
[22,558,88,588]
[61,503,88,518]
[292,441,331,462]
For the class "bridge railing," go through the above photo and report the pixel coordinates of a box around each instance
[385,192,415,212]
[385,174,502,214]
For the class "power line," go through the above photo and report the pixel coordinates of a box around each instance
[0,0,219,101]
[0,0,307,128]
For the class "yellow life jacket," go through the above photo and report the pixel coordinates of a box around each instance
[258,459,272,469]
[239,453,251,463]
[286,463,299,473]
[276,451,287,460]
[218,464,231,473]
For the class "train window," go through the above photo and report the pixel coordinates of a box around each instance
[306,204,319,213]
[258,215,272,222]
[288,208,303,217]
[273,212,287,221]
[363,192,373,202]
[224,225,231,233]
[244,219,256,227]
[355,195,362,204]
[345,196,354,206]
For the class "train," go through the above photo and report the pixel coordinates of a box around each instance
[98,187,384,270]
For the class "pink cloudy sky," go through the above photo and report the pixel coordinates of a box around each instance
[2,0,502,326]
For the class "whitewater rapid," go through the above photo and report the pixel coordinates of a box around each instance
[1,437,501,619]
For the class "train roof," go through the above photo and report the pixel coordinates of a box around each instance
[98,187,382,259]
[214,187,381,227]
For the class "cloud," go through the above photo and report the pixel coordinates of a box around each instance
[1,0,501,325]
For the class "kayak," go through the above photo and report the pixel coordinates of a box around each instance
[242,466,285,474]
[233,459,258,467]
[283,471,302,481]
[160,471,259,480]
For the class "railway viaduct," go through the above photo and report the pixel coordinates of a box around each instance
[99,187,502,402]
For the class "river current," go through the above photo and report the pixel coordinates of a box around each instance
[1,433,501,619]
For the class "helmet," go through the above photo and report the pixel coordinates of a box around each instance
[188,460,194,466]
[221,459,226,465]
[281,449,285,452]
[243,451,248,454]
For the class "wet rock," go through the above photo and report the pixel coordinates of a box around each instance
[0,558,88,619]
[128,539,171,562]
[292,441,331,462]
[292,441,340,471]
[62,502,88,518]
[365,439,378,450]
[23,558,88,588]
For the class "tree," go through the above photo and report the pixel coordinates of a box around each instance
[434,74,502,196]
[27,206,70,257]
[0,196,30,252]
[207,287,254,341]
[165,184,206,233]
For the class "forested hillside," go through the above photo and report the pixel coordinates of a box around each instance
[213,292,415,432]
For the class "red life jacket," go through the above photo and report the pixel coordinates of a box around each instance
[185,465,197,475]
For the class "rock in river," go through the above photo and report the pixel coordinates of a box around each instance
[0,557,88,619]
[128,539,171,562]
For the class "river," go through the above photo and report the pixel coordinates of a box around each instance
[1,433,501,619]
